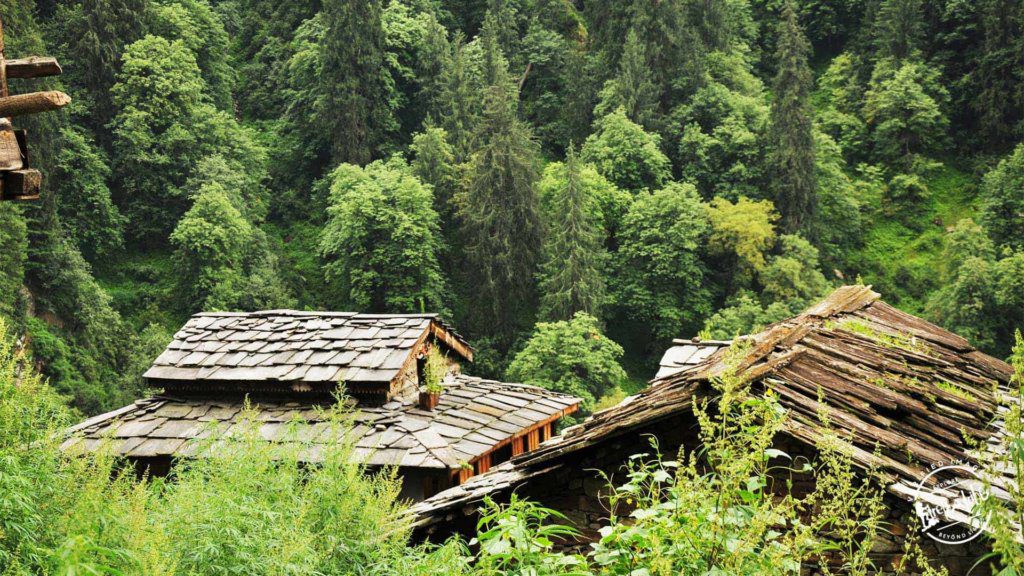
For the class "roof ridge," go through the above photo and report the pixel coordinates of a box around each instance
[800,285,880,320]
[192,310,443,319]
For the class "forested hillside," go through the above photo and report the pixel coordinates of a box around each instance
[2,0,1024,416]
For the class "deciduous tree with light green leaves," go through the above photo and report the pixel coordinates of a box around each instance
[110,35,266,242]
[170,183,253,309]
[581,108,671,193]
[507,312,627,416]
[320,157,447,314]
[149,0,235,110]
[707,196,778,286]
[611,182,712,343]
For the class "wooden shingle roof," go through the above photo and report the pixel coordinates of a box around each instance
[409,286,1015,530]
[144,311,471,395]
[63,375,579,470]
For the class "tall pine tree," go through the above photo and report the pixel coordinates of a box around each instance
[975,0,1024,148]
[604,28,658,129]
[874,0,923,62]
[320,0,394,166]
[437,32,481,162]
[768,0,817,234]
[459,23,542,344]
[538,146,607,321]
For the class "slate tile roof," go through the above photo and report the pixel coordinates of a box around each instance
[64,375,579,470]
[144,311,469,387]
[655,339,732,379]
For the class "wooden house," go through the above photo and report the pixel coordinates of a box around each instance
[409,286,1015,574]
[63,311,579,500]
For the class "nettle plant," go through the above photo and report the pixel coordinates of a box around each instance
[471,351,944,575]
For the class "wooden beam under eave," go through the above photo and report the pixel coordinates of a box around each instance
[430,321,473,362]
[5,57,61,79]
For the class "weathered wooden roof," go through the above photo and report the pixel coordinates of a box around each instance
[409,286,1015,530]
[655,339,731,379]
[144,311,471,389]
[63,375,579,470]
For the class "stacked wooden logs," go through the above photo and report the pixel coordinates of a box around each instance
[0,17,69,201]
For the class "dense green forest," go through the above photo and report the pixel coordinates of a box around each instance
[1,0,1024,417]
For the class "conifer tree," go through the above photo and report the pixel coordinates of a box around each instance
[411,124,459,231]
[874,0,923,62]
[605,28,658,129]
[437,32,481,162]
[486,0,519,62]
[628,0,690,115]
[975,0,1024,147]
[538,146,607,321]
[320,0,393,166]
[768,0,817,234]
[459,26,542,342]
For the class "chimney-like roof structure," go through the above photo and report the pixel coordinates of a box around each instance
[409,286,1015,534]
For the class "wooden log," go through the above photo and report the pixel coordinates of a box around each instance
[1,168,40,200]
[0,91,70,117]
[5,57,61,79]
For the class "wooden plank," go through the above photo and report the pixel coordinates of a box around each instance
[526,429,539,451]
[0,91,70,117]
[475,453,491,474]
[5,57,61,79]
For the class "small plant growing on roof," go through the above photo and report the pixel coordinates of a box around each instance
[419,346,448,410]
[422,346,448,395]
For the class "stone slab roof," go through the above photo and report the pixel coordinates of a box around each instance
[64,375,579,470]
[655,339,731,379]
[143,311,471,389]
[409,286,1016,533]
